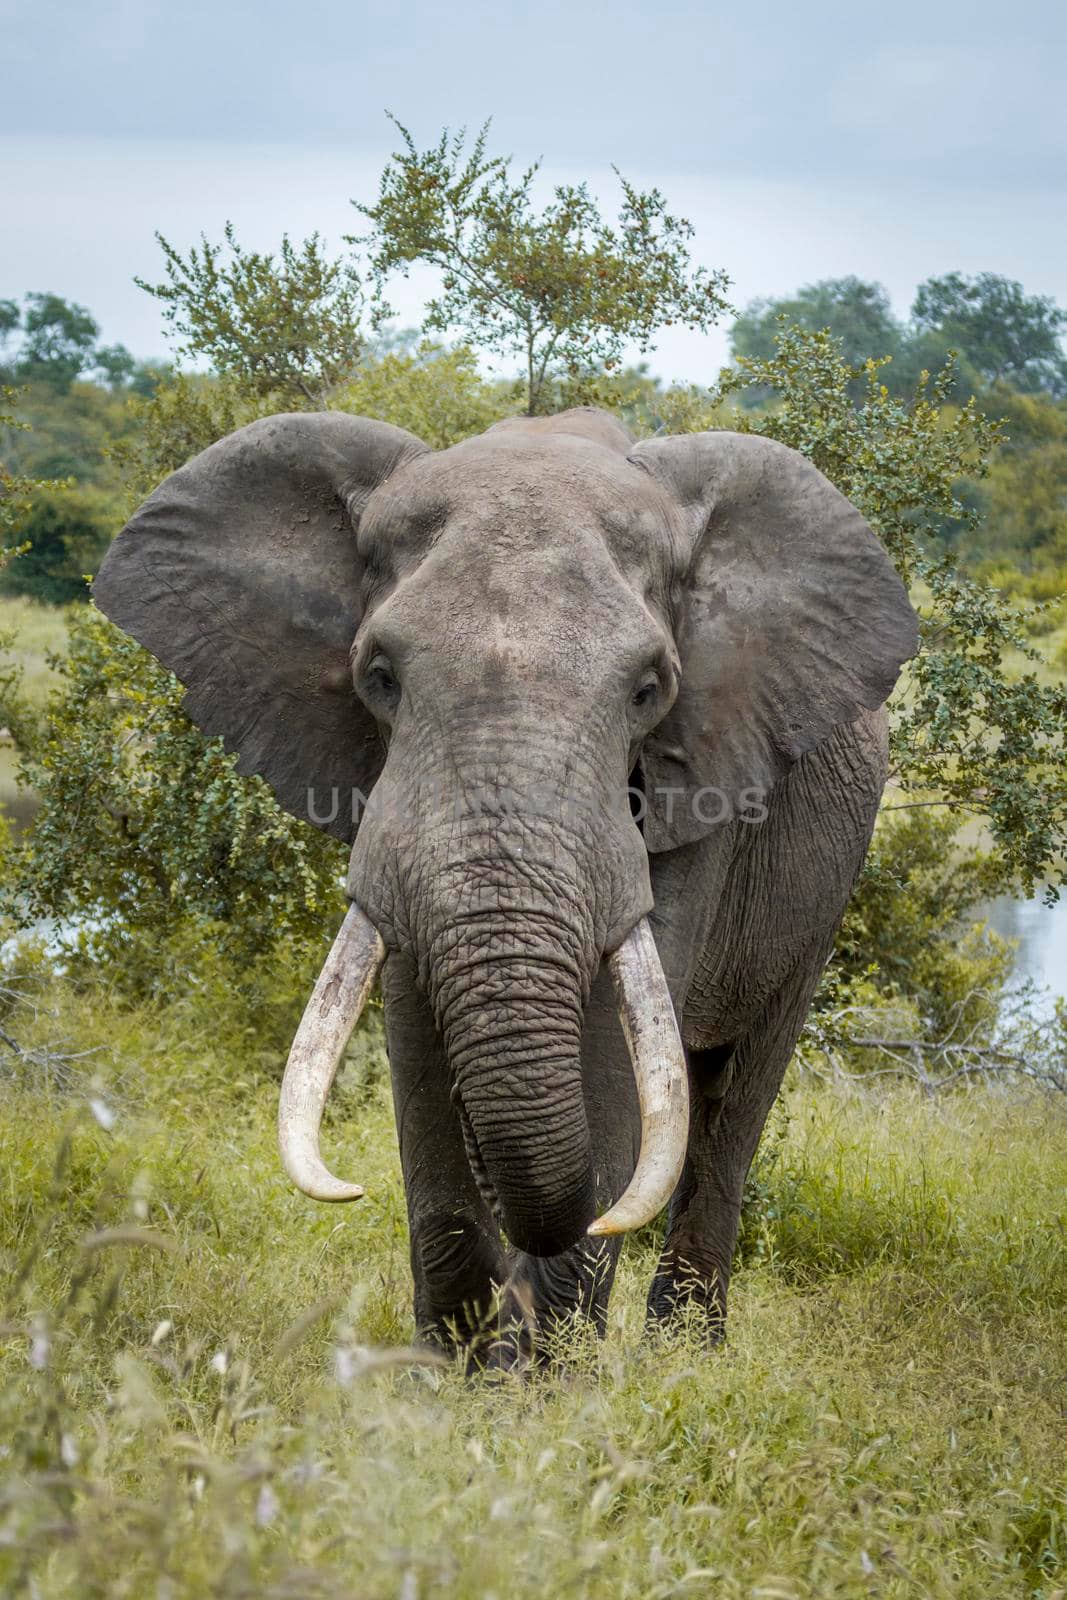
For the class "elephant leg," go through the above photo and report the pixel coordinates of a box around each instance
[381,954,512,1360]
[510,840,732,1350]
[646,939,830,1340]
[509,960,640,1344]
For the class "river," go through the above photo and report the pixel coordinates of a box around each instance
[981,891,1066,1012]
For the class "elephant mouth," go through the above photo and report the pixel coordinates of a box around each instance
[276,904,690,1241]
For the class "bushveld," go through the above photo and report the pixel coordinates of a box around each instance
[1,967,1064,1600]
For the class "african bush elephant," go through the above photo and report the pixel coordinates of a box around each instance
[95,406,917,1358]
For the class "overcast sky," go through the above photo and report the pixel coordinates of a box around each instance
[3,0,1065,381]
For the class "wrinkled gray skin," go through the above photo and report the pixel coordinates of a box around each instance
[94,407,918,1359]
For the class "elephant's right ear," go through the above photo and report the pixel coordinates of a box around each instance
[93,412,429,842]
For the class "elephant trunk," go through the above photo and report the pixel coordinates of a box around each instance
[427,907,596,1257]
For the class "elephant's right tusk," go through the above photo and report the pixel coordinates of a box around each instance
[278,902,385,1202]
[588,917,690,1237]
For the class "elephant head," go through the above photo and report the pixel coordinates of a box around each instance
[94,407,917,1255]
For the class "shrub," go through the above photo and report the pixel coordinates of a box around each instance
[2,607,345,1000]
[0,481,118,604]
[658,328,1067,902]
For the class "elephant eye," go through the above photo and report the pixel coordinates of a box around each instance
[361,652,400,711]
[631,672,660,711]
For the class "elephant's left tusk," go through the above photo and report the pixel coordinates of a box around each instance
[588,917,689,1237]
[278,902,385,1202]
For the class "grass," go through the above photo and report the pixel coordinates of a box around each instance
[0,595,69,829]
[1,976,1064,1599]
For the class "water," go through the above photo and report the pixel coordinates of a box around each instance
[980,891,1066,1011]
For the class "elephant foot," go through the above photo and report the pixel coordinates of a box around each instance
[411,1209,516,1363]
[514,1238,617,1335]
[413,1232,620,1373]
[415,1284,538,1372]
[645,1246,728,1345]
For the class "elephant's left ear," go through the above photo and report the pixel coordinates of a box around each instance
[630,430,919,852]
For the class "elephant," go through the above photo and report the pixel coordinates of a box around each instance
[94,405,918,1361]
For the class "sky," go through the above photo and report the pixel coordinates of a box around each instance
[3,0,1066,382]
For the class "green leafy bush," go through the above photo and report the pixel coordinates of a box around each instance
[335,339,515,447]
[0,481,118,604]
[3,608,345,997]
[834,808,1011,1034]
[659,327,1067,900]
[136,224,365,406]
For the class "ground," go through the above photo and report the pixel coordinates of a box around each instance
[0,979,1063,1599]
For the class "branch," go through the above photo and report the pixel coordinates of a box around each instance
[880,800,983,814]
[802,988,1065,1095]
[0,1000,103,1093]
[849,1036,1025,1062]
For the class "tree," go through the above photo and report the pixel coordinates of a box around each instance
[730,277,904,381]
[15,294,100,391]
[92,343,138,390]
[353,118,729,415]
[0,339,149,602]
[970,391,1067,571]
[1,376,140,486]
[657,327,1066,901]
[0,300,19,364]
[0,386,50,568]
[0,482,117,604]
[0,293,143,395]
[730,272,1067,404]
[912,272,1067,396]
[136,224,365,406]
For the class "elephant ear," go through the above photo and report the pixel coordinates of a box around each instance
[631,430,918,853]
[93,412,429,842]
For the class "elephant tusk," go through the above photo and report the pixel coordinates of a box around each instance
[278,902,386,1202]
[588,917,690,1237]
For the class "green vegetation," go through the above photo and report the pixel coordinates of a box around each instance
[730,276,1067,582]
[354,117,730,414]
[4,607,345,992]
[0,363,147,604]
[975,390,1067,572]
[137,225,364,406]
[732,272,1067,403]
[0,292,159,397]
[912,273,1067,397]
[0,596,67,827]
[0,976,1064,1599]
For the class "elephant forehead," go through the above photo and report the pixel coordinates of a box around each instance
[361,433,683,583]
[387,521,665,655]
